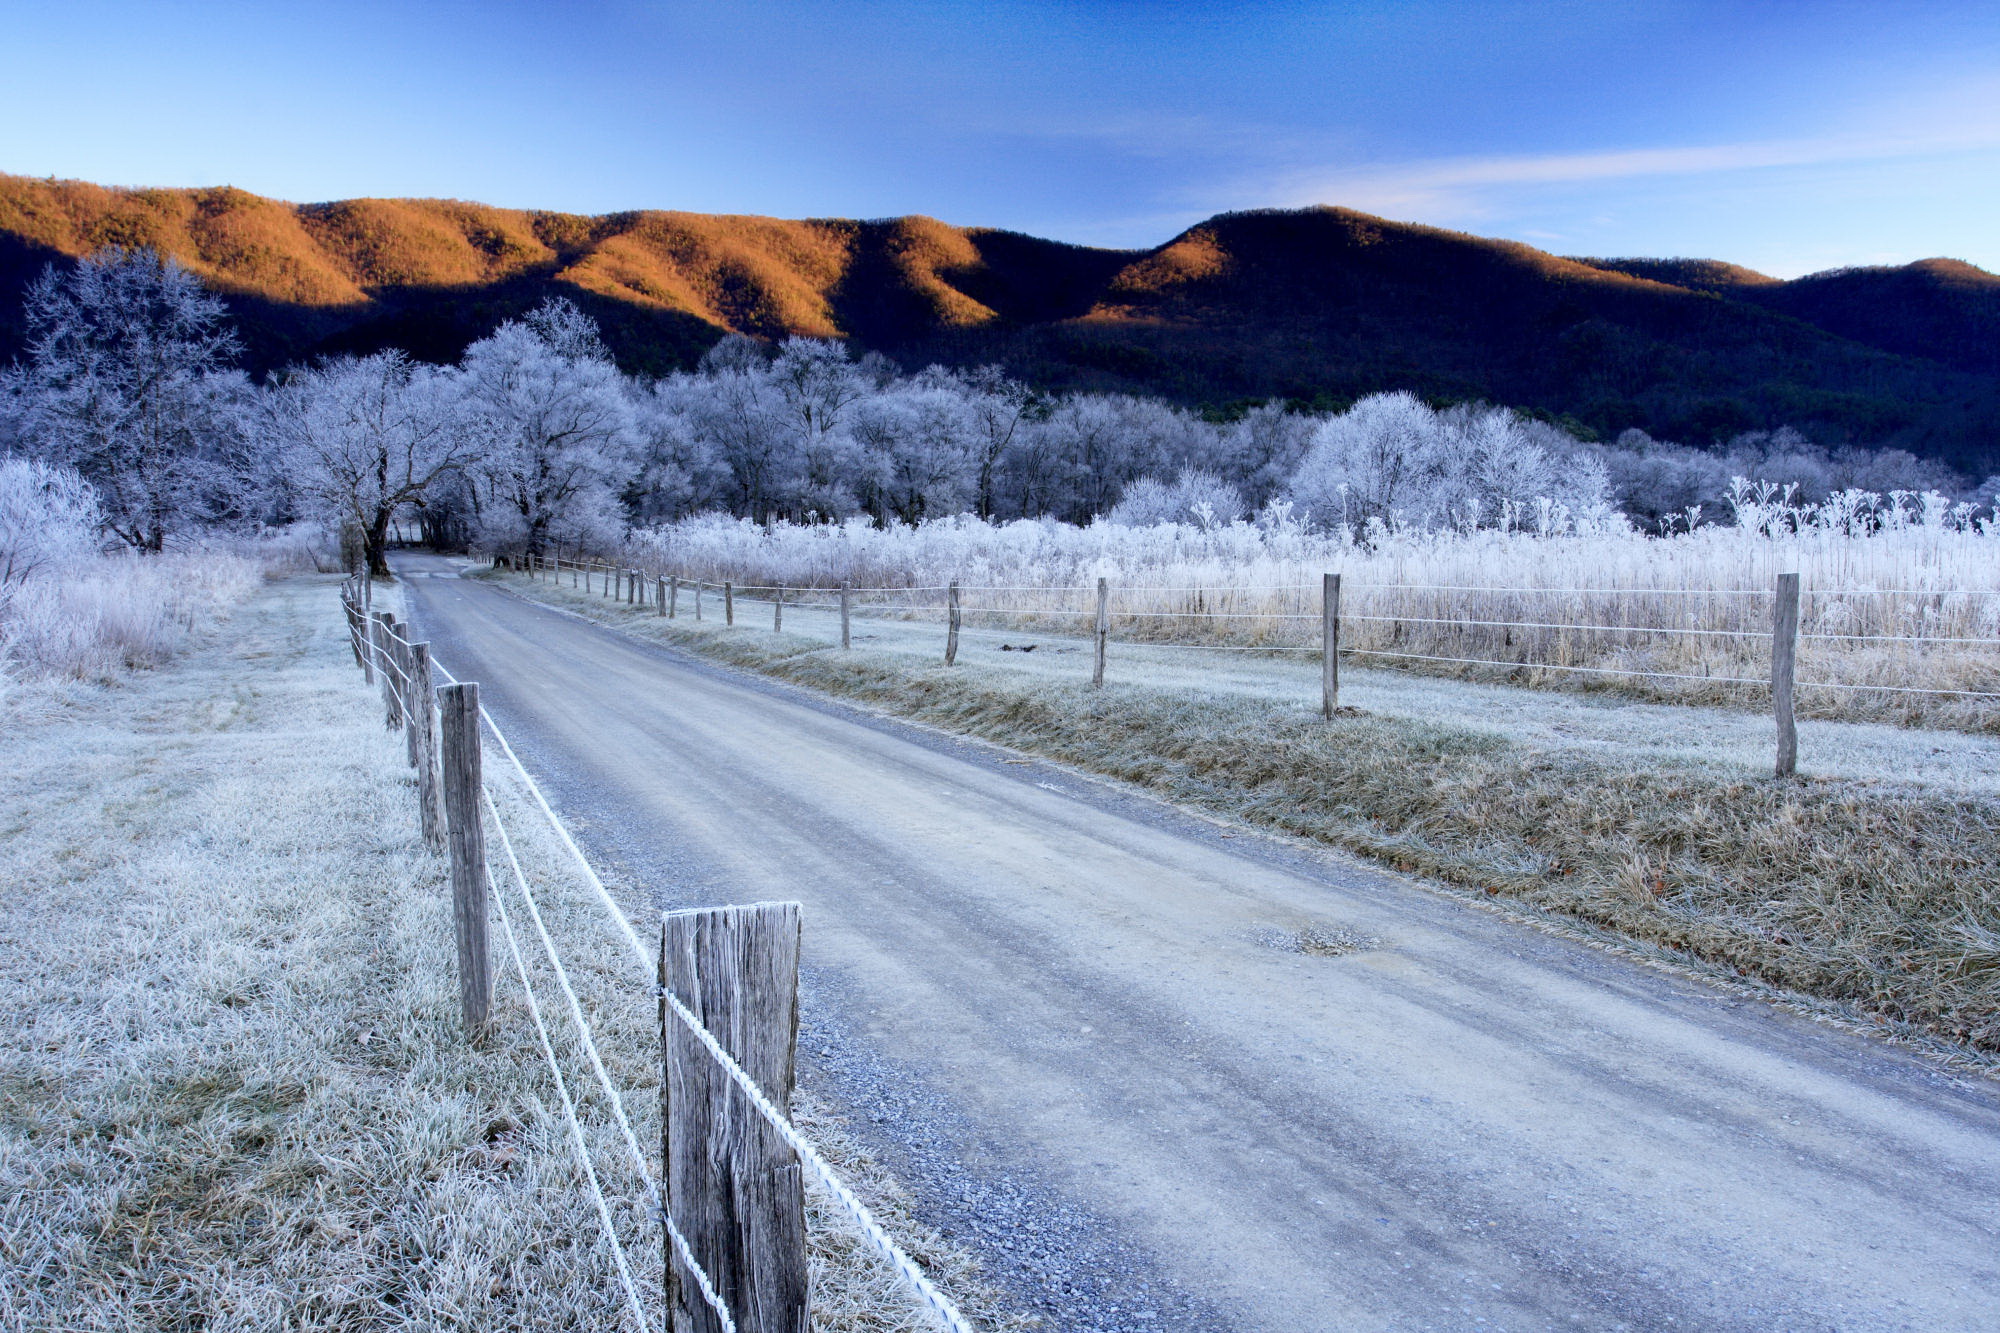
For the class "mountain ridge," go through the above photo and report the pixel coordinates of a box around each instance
[2,174,1995,470]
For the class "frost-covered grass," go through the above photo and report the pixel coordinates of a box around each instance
[0,525,337,696]
[0,552,266,688]
[0,575,1014,1332]
[490,564,2000,1059]
[622,501,2000,731]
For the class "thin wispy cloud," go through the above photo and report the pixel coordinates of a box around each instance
[1271,123,2000,220]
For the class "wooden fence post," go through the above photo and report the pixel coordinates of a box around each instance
[670,576,680,619]
[658,576,668,617]
[1322,572,1341,717]
[774,585,784,633]
[360,600,378,685]
[1773,572,1800,778]
[696,582,704,621]
[438,683,491,1037]
[397,632,420,768]
[725,581,735,626]
[1093,577,1109,687]
[840,582,851,649]
[375,614,401,729]
[945,581,961,665]
[409,642,446,850]
[661,903,808,1333]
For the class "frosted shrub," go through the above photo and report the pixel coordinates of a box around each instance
[0,456,100,585]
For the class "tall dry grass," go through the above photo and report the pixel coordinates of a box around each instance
[0,526,333,693]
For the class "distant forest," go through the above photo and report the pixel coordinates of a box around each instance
[1,174,1997,478]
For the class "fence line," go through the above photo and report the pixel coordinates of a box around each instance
[519,554,2000,768]
[346,578,972,1333]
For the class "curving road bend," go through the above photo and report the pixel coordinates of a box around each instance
[395,555,2000,1333]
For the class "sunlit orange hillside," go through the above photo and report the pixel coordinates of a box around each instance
[2,174,1996,468]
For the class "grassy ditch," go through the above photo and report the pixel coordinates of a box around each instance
[483,566,2000,1059]
[0,576,1011,1331]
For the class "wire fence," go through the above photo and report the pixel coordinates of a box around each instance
[509,555,2000,719]
[340,573,973,1333]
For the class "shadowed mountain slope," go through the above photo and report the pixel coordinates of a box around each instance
[1,176,1994,469]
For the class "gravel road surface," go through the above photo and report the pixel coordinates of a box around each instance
[396,555,2000,1333]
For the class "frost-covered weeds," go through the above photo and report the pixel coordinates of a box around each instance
[490,566,2000,1058]
[626,492,2000,730]
[1,551,265,684]
[0,576,1014,1332]
[0,451,327,690]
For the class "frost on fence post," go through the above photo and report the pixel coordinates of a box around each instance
[374,613,401,729]
[774,585,784,633]
[1322,572,1342,717]
[945,581,960,665]
[1773,572,1800,778]
[661,902,808,1333]
[840,582,851,650]
[670,575,680,619]
[725,581,735,626]
[438,683,491,1038]
[1093,577,1109,687]
[409,642,446,851]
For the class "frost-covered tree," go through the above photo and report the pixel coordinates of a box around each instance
[0,456,101,585]
[459,298,635,555]
[629,376,730,525]
[771,338,868,519]
[957,365,1036,520]
[1226,401,1318,508]
[19,248,245,550]
[685,360,791,522]
[1039,395,1153,522]
[851,378,979,524]
[270,351,479,573]
[1284,392,1611,532]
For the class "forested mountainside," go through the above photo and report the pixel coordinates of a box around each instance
[2,174,1995,469]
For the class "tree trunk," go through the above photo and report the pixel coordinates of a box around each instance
[365,512,394,577]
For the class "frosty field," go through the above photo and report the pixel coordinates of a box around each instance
[0,575,1001,1332]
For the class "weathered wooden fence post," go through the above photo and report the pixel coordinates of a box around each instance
[360,598,378,685]
[1322,572,1342,717]
[774,585,784,633]
[696,582,704,621]
[725,581,735,626]
[945,581,961,665]
[658,575,668,617]
[409,642,446,850]
[438,683,491,1037]
[840,582,851,650]
[396,632,420,768]
[670,576,680,619]
[375,614,402,728]
[1773,572,1800,778]
[1093,577,1109,687]
[661,902,808,1333]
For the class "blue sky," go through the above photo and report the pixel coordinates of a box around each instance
[1,0,1996,276]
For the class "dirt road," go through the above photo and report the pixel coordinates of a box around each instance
[397,555,2000,1333]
